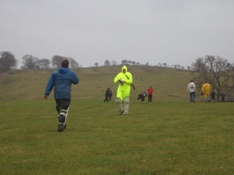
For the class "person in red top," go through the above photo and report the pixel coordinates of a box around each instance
[147,86,154,102]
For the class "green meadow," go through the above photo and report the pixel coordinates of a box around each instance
[0,66,233,175]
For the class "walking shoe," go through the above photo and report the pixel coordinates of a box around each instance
[58,124,64,132]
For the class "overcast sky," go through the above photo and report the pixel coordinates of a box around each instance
[1,0,234,68]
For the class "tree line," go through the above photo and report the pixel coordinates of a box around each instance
[0,51,79,72]
[0,51,145,71]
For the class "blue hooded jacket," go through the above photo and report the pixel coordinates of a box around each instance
[45,68,79,99]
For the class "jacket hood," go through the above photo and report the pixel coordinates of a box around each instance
[122,65,128,72]
[58,67,69,74]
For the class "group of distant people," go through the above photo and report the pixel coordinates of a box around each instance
[106,66,154,115]
[187,80,225,102]
[105,85,154,104]
[43,59,228,133]
[137,86,154,102]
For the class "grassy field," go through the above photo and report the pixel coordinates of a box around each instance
[0,66,233,174]
[1,99,233,175]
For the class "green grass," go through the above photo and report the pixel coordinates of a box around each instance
[1,99,233,175]
[0,66,233,174]
[0,66,193,101]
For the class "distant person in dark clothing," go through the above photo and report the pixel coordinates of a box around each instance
[220,92,226,102]
[137,92,147,102]
[104,88,112,102]
[109,89,112,101]
[211,91,216,101]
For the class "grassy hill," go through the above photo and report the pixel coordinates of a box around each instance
[0,65,198,101]
[1,66,233,175]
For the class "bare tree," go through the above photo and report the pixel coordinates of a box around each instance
[122,60,127,65]
[21,55,39,69]
[0,51,17,72]
[172,64,177,69]
[104,60,110,66]
[52,55,66,68]
[38,58,50,69]
[112,60,117,66]
[191,55,233,101]
[94,62,99,67]
[68,57,79,68]
[162,63,167,67]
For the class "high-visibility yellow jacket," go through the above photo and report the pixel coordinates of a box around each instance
[114,66,133,100]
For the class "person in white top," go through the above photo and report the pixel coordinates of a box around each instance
[187,80,196,102]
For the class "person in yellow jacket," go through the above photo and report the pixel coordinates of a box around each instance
[202,81,211,102]
[114,65,133,115]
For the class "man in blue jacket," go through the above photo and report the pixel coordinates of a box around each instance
[44,59,79,132]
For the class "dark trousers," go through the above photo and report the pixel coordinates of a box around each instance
[148,94,152,102]
[189,92,195,102]
[55,99,71,114]
[104,95,109,102]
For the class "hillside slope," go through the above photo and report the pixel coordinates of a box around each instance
[0,66,196,101]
